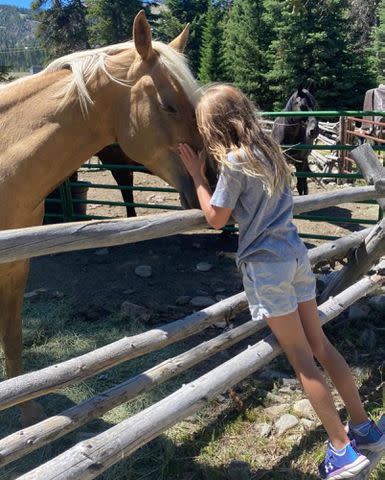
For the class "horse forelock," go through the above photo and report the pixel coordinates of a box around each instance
[286,88,317,111]
[153,41,201,107]
[1,41,200,115]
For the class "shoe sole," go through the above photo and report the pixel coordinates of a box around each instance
[357,433,385,452]
[325,456,370,479]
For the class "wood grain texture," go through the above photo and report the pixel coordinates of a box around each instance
[0,319,266,467]
[16,273,385,480]
[0,186,383,264]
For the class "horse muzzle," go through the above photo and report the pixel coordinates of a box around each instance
[179,184,200,209]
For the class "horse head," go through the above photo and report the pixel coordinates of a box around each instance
[293,86,319,143]
[273,87,319,195]
[110,11,204,209]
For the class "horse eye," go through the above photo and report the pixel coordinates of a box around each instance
[161,103,177,114]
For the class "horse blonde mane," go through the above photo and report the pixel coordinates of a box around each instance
[35,40,200,114]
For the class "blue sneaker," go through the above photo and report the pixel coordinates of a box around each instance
[318,442,370,479]
[348,419,385,452]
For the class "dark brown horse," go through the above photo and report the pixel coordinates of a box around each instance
[96,145,145,217]
[272,87,319,195]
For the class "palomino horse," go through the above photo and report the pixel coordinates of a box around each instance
[272,87,319,195]
[0,10,205,425]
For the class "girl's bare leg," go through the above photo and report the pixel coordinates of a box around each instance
[298,299,368,425]
[267,310,349,449]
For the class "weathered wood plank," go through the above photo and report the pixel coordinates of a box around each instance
[17,272,384,480]
[0,234,375,412]
[0,186,383,264]
[0,210,207,265]
[349,144,385,210]
[308,227,371,268]
[293,186,384,215]
[320,144,385,301]
[321,220,385,302]
[0,319,266,467]
[0,293,248,411]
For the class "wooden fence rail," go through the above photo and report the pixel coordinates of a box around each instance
[0,319,264,467]
[17,271,385,480]
[321,144,385,301]
[0,227,376,413]
[0,185,384,265]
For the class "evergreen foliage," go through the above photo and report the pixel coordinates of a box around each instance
[87,0,148,47]
[32,0,88,58]
[265,0,375,109]
[156,0,209,74]
[198,1,224,83]
[222,0,272,107]
[347,0,380,50]
[372,0,385,83]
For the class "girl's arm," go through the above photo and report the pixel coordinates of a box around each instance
[178,144,233,230]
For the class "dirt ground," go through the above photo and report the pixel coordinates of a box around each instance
[34,164,380,314]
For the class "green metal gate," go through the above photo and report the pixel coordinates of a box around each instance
[44,110,385,241]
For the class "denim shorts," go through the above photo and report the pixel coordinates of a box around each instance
[240,255,316,320]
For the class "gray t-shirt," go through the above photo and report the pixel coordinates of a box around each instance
[210,152,307,264]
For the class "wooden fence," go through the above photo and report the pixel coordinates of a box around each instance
[0,144,384,479]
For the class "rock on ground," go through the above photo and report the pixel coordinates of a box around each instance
[368,295,385,312]
[293,399,316,420]
[120,301,151,323]
[348,303,370,321]
[254,422,272,438]
[196,262,213,272]
[266,392,287,404]
[275,414,299,436]
[134,265,152,278]
[175,296,191,306]
[227,460,251,480]
[300,418,315,430]
[264,403,290,418]
[190,296,216,308]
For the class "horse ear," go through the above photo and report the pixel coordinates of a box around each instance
[133,10,153,60]
[169,24,190,53]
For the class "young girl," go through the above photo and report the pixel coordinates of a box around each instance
[178,84,384,479]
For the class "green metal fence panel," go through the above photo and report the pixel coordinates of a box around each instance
[44,109,385,241]
[260,110,385,117]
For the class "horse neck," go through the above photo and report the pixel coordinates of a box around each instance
[0,70,117,220]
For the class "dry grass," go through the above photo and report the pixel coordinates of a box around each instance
[0,296,384,479]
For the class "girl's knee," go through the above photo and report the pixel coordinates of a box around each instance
[287,346,315,371]
[310,336,333,363]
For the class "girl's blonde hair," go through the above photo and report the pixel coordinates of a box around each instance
[196,84,292,196]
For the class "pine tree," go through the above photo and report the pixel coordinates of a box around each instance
[32,0,88,59]
[347,0,380,50]
[87,0,146,47]
[156,0,209,75]
[222,0,272,107]
[265,0,375,109]
[198,1,224,83]
[372,0,385,83]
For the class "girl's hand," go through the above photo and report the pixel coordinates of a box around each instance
[178,143,204,180]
